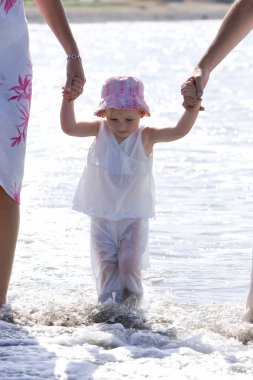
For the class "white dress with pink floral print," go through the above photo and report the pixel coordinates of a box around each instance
[0,0,32,203]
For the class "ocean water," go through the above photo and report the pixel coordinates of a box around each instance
[1,19,253,379]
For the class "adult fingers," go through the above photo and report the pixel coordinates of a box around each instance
[194,75,204,98]
[71,77,84,94]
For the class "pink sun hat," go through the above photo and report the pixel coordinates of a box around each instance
[94,76,151,117]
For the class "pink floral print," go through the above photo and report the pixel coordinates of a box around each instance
[0,0,32,203]
[10,104,30,146]
[10,182,21,203]
[9,75,32,102]
[8,72,32,147]
[0,0,18,14]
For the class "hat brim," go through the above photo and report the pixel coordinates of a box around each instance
[94,96,150,117]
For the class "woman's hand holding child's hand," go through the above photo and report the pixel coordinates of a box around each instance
[63,77,84,101]
[181,79,203,111]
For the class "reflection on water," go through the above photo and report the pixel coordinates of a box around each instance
[20,20,253,306]
[2,20,253,380]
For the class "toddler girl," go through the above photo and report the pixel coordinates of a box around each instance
[61,76,200,304]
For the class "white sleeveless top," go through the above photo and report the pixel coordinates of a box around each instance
[73,121,155,220]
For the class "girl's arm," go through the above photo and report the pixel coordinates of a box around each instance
[34,0,85,95]
[143,107,200,155]
[60,97,99,137]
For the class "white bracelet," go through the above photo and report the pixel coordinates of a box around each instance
[67,53,82,60]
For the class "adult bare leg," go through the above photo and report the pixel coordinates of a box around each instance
[0,186,19,306]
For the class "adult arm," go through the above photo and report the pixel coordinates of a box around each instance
[34,0,85,94]
[183,0,253,110]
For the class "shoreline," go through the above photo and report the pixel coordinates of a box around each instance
[25,2,230,23]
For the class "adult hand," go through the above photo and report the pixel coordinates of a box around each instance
[182,65,210,111]
[181,78,202,109]
[64,58,86,99]
[190,65,210,97]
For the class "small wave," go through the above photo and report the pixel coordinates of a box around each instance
[11,296,153,330]
[0,305,15,324]
[3,296,253,345]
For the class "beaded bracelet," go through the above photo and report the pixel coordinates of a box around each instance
[67,53,82,60]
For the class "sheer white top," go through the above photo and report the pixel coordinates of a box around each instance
[73,121,155,220]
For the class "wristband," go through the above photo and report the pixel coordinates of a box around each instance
[67,53,82,60]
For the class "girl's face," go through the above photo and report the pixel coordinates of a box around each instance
[105,108,143,143]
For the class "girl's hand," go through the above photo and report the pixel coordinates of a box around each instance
[62,87,74,102]
[191,98,202,112]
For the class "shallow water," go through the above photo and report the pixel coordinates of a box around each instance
[1,20,253,379]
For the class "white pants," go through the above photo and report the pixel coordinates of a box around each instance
[90,217,149,303]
